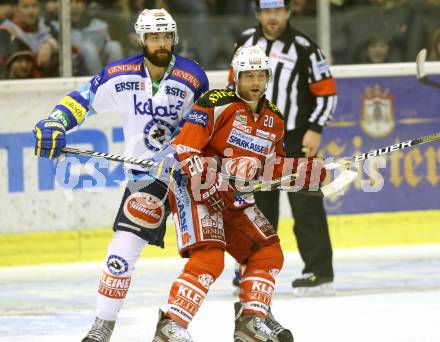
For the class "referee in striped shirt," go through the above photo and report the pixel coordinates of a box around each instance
[230,0,338,295]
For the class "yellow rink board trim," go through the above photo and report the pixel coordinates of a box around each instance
[1,210,439,267]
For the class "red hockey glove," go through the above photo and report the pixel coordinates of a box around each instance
[293,158,327,190]
[198,171,234,214]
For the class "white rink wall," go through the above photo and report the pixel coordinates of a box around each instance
[0,72,226,234]
[1,64,440,234]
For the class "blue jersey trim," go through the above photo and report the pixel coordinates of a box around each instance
[69,90,90,111]
[90,53,146,93]
[168,55,209,101]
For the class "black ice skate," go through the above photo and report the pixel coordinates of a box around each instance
[291,273,334,296]
[81,317,115,342]
[265,307,294,342]
[152,309,193,342]
[234,302,293,342]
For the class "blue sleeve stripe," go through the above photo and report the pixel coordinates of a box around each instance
[69,90,90,111]
[54,104,79,128]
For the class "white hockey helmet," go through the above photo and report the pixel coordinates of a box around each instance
[231,45,272,83]
[134,8,179,46]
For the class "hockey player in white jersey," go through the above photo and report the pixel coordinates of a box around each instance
[33,9,208,342]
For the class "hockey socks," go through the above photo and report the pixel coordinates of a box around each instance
[166,246,224,327]
[238,242,284,320]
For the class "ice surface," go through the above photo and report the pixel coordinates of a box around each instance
[1,245,440,342]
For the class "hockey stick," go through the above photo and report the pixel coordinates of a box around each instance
[61,146,351,198]
[62,131,439,198]
[233,132,440,199]
[416,49,440,88]
[61,147,159,169]
[340,131,440,163]
[231,168,358,199]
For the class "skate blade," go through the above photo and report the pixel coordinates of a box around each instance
[234,333,272,342]
[293,283,335,297]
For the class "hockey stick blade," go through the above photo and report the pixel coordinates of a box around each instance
[416,49,440,88]
[320,169,358,197]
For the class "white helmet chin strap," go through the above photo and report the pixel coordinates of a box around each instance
[235,90,259,105]
[234,78,269,106]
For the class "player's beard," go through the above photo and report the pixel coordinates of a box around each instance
[144,46,173,67]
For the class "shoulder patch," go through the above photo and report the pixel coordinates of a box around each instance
[266,100,283,118]
[295,36,311,48]
[107,63,142,76]
[198,89,237,107]
[171,68,202,90]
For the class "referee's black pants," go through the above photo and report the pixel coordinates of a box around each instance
[254,189,334,279]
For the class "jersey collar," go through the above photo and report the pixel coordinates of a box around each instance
[142,54,176,81]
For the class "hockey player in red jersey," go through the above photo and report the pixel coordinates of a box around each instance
[152,46,326,342]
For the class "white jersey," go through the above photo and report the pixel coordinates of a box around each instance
[49,53,209,171]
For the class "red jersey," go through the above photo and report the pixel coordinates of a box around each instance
[172,88,287,182]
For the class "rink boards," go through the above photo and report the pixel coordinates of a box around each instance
[1,66,440,266]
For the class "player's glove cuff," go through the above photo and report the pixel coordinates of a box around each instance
[34,119,66,159]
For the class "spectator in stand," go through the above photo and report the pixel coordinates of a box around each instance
[0,0,14,23]
[49,0,123,75]
[6,37,36,78]
[428,27,440,60]
[44,0,58,23]
[0,0,13,77]
[344,0,409,63]
[1,0,58,76]
[0,27,14,78]
[356,36,396,63]
[291,0,316,16]
[407,0,440,60]
[166,0,216,69]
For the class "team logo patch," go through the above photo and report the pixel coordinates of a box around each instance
[225,157,260,179]
[144,119,175,151]
[106,255,129,275]
[198,274,214,289]
[186,110,209,127]
[227,128,272,156]
[123,192,165,229]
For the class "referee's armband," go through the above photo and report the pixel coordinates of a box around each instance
[309,77,337,96]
